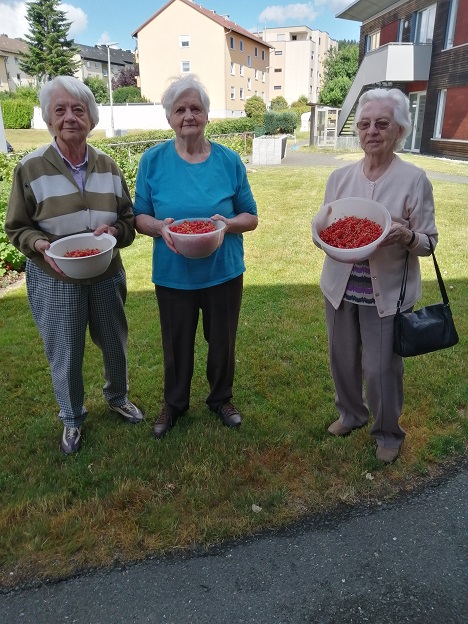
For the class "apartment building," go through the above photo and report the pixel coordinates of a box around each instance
[255,26,338,105]
[132,0,272,116]
[0,34,35,93]
[337,0,467,160]
[74,45,135,83]
[0,35,135,93]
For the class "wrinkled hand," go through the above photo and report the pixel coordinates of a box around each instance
[94,224,118,238]
[34,239,67,277]
[160,218,178,254]
[378,223,413,248]
[211,214,229,247]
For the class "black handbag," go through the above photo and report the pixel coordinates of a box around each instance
[393,239,459,357]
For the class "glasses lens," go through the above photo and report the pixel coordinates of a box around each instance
[357,119,390,130]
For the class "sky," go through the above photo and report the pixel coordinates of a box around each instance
[0,0,361,52]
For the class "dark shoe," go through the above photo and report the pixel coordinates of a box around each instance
[153,403,180,439]
[109,400,144,424]
[60,426,82,455]
[376,446,400,464]
[327,419,366,437]
[212,401,242,428]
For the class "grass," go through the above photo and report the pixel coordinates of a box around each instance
[0,156,467,589]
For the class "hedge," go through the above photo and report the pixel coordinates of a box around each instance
[1,100,34,129]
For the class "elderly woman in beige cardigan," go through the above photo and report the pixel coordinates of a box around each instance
[317,88,437,463]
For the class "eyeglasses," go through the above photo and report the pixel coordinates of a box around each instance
[356,119,392,131]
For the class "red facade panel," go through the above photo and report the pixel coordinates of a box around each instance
[442,86,468,139]
[454,0,468,46]
[380,20,399,45]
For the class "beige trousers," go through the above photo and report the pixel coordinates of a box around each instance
[325,298,406,449]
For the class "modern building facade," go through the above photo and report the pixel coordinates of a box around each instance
[131,0,272,116]
[337,0,468,160]
[254,26,338,105]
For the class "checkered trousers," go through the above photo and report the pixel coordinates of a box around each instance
[26,260,129,427]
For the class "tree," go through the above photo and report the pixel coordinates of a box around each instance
[84,77,109,104]
[19,0,80,84]
[318,43,359,107]
[270,96,289,111]
[112,65,139,90]
[244,95,266,119]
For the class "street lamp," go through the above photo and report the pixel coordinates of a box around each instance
[101,42,118,137]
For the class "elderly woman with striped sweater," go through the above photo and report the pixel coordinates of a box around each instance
[5,76,143,455]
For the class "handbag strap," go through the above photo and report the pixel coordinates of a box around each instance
[397,237,450,309]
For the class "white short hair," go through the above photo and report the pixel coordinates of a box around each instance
[354,88,412,152]
[161,74,210,117]
[39,76,99,135]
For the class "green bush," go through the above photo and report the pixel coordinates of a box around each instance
[1,100,34,129]
[112,87,147,103]
[0,185,26,275]
[264,111,298,135]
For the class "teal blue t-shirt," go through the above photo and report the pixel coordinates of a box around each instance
[134,140,257,290]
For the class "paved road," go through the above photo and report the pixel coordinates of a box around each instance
[1,461,467,624]
[261,144,468,185]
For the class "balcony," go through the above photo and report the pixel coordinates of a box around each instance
[338,43,432,134]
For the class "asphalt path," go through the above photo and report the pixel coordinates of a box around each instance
[2,149,467,624]
[1,461,467,624]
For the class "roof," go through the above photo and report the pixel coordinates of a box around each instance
[0,34,28,55]
[77,44,135,65]
[132,0,272,48]
[336,0,401,23]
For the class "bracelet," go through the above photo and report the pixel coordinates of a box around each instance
[408,230,416,246]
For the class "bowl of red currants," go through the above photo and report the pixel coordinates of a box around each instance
[165,218,226,259]
[312,198,391,263]
[45,232,117,279]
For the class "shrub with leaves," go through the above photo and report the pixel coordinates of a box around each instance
[0,186,26,275]
[264,111,298,135]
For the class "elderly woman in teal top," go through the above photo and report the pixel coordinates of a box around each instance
[134,74,258,439]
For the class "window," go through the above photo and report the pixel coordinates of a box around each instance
[103,68,108,77]
[262,72,265,82]
[239,64,244,76]
[445,0,459,48]
[274,85,281,90]
[239,40,244,52]
[230,86,235,100]
[181,61,190,73]
[247,78,251,90]
[292,35,297,41]
[274,68,282,73]
[230,62,235,76]
[255,69,258,80]
[415,4,436,44]
[261,91,265,100]
[254,90,258,96]
[230,36,234,49]
[274,50,283,55]
[262,50,265,60]
[180,35,190,48]
[240,87,244,100]
[14,57,18,64]
[247,55,251,67]
[434,89,446,138]
[365,30,380,52]
[254,46,258,57]
[95,62,99,69]
[86,61,91,68]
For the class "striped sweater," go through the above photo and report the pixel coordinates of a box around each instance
[5,143,135,283]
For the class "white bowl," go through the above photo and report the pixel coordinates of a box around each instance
[312,198,391,263]
[165,218,226,259]
[45,232,117,279]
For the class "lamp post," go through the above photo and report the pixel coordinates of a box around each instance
[101,42,118,137]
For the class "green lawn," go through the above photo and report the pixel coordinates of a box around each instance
[0,162,467,588]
